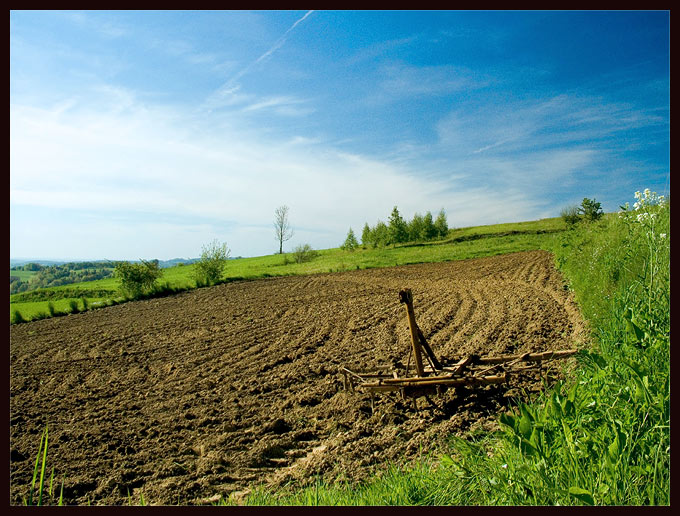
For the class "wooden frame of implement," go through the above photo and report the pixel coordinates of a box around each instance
[341,288,577,402]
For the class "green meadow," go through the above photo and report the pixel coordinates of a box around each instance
[10,217,565,323]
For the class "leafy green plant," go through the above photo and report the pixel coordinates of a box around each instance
[115,260,163,298]
[194,239,230,286]
[560,205,581,227]
[68,300,79,313]
[11,310,26,324]
[292,243,318,264]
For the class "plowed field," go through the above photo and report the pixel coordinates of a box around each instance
[10,250,587,505]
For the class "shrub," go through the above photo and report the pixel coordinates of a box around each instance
[293,243,318,263]
[46,302,56,317]
[68,300,79,313]
[194,240,230,286]
[11,310,26,324]
[114,260,163,299]
[560,205,581,227]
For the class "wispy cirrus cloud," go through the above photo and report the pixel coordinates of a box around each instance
[437,93,667,156]
[362,61,492,105]
[224,10,314,88]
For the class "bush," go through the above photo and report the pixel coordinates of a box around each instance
[292,243,318,263]
[194,240,230,286]
[115,259,163,299]
[11,310,26,324]
[579,197,604,222]
[560,205,581,227]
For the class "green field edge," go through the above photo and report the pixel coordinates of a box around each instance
[10,217,567,324]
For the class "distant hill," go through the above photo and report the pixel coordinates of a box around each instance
[10,259,71,268]
[156,258,199,268]
[10,256,242,270]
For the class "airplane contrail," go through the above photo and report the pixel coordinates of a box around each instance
[229,10,315,85]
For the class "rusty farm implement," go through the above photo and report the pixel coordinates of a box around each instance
[341,288,577,407]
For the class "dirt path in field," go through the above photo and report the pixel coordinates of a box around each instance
[10,250,588,505]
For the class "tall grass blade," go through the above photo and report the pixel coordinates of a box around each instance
[38,425,49,505]
[28,427,46,505]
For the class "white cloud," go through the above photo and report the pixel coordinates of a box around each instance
[10,91,543,259]
[373,61,491,102]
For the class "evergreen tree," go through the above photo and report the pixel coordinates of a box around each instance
[578,197,604,222]
[388,206,409,244]
[361,223,372,248]
[341,227,359,251]
[373,221,389,247]
[422,211,437,240]
[408,212,425,242]
[434,208,449,238]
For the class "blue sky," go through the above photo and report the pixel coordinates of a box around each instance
[10,10,670,260]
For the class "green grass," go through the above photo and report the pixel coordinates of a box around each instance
[10,217,566,323]
[10,269,38,281]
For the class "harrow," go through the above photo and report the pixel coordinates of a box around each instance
[341,289,577,405]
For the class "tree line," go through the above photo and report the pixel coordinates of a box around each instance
[352,207,449,249]
[10,262,119,294]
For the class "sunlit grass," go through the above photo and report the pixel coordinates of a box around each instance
[10,217,565,322]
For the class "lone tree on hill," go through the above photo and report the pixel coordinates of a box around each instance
[274,205,294,254]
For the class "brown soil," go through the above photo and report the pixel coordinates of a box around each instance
[10,250,588,505]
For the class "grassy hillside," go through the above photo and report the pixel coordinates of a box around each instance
[10,217,566,322]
